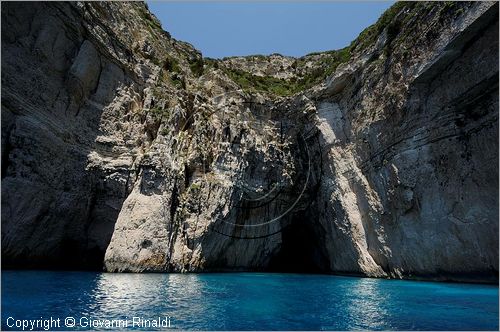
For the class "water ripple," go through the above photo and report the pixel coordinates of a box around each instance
[2,272,498,330]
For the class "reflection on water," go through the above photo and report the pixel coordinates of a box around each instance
[344,278,391,330]
[2,271,498,331]
[91,273,165,316]
[87,274,208,328]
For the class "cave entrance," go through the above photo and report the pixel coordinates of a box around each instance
[267,211,328,273]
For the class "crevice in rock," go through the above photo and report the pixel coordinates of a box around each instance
[1,130,13,179]
[170,181,180,223]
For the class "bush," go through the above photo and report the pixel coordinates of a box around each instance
[147,107,170,121]
[189,57,204,77]
[163,56,181,73]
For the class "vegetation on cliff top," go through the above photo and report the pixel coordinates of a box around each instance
[214,1,468,97]
[223,67,298,96]
[215,46,351,97]
[142,1,469,97]
[215,2,415,97]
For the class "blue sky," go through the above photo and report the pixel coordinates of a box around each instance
[147,1,394,59]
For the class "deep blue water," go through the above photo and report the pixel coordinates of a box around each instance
[2,271,498,331]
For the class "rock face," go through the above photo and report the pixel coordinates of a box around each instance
[2,2,498,282]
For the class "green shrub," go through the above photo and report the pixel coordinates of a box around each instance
[204,58,219,71]
[163,56,181,73]
[161,127,169,136]
[147,107,170,121]
[170,73,185,89]
[189,182,201,191]
[189,57,204,77]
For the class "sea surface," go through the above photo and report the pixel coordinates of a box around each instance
[2,271,498,330]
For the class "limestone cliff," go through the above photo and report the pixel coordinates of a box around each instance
[2,1,498,282]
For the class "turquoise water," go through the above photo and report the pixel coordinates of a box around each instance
[2,271,498,330]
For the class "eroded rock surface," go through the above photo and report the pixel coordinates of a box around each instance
[2,1,498,281]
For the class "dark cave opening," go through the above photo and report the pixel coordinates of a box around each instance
[267,211,328,273]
